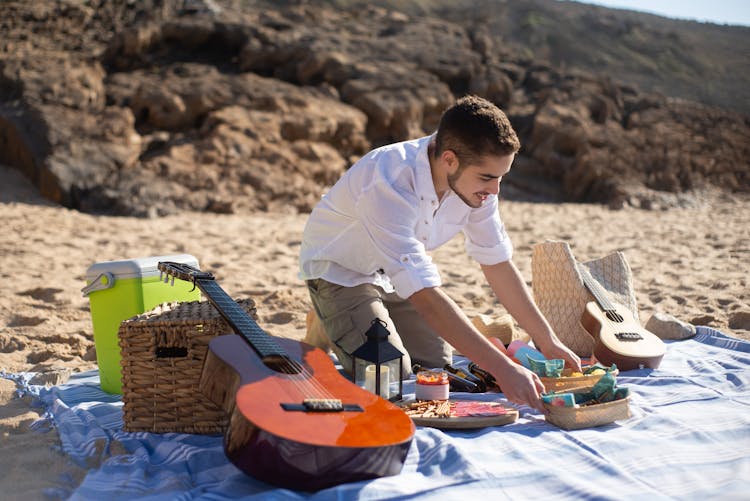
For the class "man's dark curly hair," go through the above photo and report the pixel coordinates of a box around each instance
[434,95,520,167]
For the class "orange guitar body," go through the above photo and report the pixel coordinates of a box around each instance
[157,260,414,492]
[581,300,665,371]
[201,335,415,491]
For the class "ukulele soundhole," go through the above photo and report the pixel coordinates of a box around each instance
[263,355,302,374]
[605,310,625,322]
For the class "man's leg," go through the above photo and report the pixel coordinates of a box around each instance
[306,279,413,376]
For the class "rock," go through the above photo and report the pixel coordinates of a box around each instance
[0,378,17,405]
[0,0,748,216]
[0,333,27,353]
[691,314,717,326]
[28,367,72,387]
[469,65,515,108]
[646,312,696,340]
[83,345,98,362]
[729,311,750,331]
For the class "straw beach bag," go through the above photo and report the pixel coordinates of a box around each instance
[531,241,639,357]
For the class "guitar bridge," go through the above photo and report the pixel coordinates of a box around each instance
[281,398,363,413]
[615,332,644,341]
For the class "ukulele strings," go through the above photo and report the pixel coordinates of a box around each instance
[582,266,628,337]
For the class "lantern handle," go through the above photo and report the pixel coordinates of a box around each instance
[372,318,388,328]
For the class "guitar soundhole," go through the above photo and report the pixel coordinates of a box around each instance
[263,355,302,375]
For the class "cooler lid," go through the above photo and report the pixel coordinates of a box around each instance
[85,254,199,280]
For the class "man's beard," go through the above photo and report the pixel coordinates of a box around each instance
[447,169,484,208]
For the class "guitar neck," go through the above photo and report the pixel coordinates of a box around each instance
[194,278,286,359]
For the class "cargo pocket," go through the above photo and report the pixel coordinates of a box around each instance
[326,311,364,356]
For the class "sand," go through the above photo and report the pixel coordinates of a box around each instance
[1,163,748,499]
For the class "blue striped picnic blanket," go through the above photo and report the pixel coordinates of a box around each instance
[11,326,750,500]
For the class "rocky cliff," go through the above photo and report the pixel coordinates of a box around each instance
[1,0,748,216]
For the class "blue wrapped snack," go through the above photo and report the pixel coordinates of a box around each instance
[528,357,565,378]
[542,392,576,407]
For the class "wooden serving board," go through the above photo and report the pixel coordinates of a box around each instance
[400,399,519,429]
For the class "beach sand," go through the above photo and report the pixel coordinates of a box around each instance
[1,163,748,499]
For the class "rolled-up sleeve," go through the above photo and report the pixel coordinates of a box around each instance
[389,251,442,299]
[463,196,514,265]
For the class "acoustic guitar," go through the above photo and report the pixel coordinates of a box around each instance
[157,261,414,491]
[578,265,665,370]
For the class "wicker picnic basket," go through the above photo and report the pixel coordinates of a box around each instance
[544,386,630,430]
[119,298,256,434]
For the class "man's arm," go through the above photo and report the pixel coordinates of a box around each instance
[408,286,547,412]
[481,260,581,371]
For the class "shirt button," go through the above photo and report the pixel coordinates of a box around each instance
[423,220,429,225]
[431,200,437,205]
[402,256,409,262]
[422,236,428,241]
[420,196,424,201]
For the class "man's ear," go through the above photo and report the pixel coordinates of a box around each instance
[442,149,460,172]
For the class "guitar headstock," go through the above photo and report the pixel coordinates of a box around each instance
[158,261,215,286]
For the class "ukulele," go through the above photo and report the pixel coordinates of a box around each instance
[157,261,414,491]
[578,264,665,370]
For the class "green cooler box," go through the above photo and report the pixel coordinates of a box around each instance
[82,254,202,394]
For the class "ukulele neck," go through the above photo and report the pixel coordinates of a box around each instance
[579,265,618,314]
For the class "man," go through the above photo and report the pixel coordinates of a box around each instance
[299,95,580,411]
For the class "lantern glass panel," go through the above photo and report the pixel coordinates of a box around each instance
[354,358,403,400]
[384,358,402,400]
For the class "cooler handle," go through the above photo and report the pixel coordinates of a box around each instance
[81,272,115,297]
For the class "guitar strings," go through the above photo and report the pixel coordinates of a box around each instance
[184,274,350,401]
[200,281,336,399]
[277,357,339,400]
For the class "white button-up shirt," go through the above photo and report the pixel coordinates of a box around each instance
[299,134,514,299]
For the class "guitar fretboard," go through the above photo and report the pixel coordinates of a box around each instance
[196,279,286,359]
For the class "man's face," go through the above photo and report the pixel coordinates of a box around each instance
[447,152,514,208]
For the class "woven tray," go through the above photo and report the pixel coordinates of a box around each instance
[540,367,619,393]
[544,387,630,430]
[119,298,256,434]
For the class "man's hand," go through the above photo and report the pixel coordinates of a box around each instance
[408,286,548,413]
[534,335,582,372]
[487,358,547,413]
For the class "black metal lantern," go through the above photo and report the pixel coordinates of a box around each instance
[351,318,404,401]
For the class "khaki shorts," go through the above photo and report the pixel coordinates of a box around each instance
[306,279,453,376]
